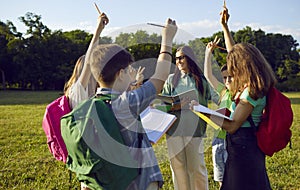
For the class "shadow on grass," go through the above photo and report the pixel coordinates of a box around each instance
[0,90,63,105]
[1,90,300,105]
[290,98,300,105]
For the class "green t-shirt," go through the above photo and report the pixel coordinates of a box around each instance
[216,83,232,111]
[215,83,232,139]
[161,73,211,137]
[231,88,266,127]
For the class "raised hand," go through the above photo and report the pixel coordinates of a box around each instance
[98,12,109,30]
[161,18,178,47]
[206,36,221,53]
[135,66,145,85]
[220,7,230,25]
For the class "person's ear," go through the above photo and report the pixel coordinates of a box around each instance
[117,69,125,81]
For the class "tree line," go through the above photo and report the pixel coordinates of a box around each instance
[0,12,299,91]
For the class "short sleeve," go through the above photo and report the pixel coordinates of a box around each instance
[68,80,89,109]
[161,74,174,96]
[238,88,266,127]
[240,88,257,107]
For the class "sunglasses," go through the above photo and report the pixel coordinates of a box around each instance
[175,55,185,61]
[223,76,233,81]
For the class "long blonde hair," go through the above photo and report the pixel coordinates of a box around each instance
[227,43,277,99]
[64,55,85,97]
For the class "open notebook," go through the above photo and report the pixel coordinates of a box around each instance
[140,107,177,144]
[156,89,198,104]
[192,104,232,130]
[193,104,232,120]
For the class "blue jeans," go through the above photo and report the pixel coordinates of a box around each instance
[221,127,271,190]
[212,137,227,182]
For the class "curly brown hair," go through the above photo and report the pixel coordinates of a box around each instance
[227,43,277,99]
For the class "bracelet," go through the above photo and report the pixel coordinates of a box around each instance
[160,51,173,57]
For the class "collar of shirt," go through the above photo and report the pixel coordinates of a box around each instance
[96,87,121,96]
[180,72,192,78]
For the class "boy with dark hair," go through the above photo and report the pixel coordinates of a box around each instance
[63,18,177,190]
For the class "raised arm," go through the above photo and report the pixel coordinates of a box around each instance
[79,13,109,88]
[204,37,222,90]
[220,7,234,52]
[149,18,178,93]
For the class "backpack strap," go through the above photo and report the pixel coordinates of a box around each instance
[96,93,143,174]
[247,115,258,131]
[96,92,144,146]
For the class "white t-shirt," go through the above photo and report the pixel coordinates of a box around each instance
[68,73,98,109]
[68,80,89,110]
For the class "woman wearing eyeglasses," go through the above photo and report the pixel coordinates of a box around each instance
[161,46,211,190]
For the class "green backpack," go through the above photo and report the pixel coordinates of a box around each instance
[61,94,138,190]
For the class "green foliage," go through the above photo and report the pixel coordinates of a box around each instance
[0,13,300,90]
[0,13,113,90]
[276,76,300,92]
[0,91,299,189]
[197,27,300,88]
[115,30,162,61]
[18,12,51,38]
[188,38,206,71]
[115,30,161,48]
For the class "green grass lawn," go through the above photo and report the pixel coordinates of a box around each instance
[0,90,299,189]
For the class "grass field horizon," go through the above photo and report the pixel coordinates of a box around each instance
[0,90,299,189]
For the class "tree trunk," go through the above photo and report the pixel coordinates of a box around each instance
[0,69,6,90]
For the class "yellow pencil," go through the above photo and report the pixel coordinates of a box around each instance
[206,43,227,51]
[147,23,165,28]
[223,0,227,23]
[94,2,102,14]
[216,45,227,51]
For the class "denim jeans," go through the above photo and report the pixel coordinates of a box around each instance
[212,137,228,182]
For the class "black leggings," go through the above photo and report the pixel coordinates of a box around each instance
[221,127,272,190]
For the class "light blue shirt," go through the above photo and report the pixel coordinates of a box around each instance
[97,81,163,189]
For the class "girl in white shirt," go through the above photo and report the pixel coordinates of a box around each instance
[63,12,109,190]
[64,12,109,109]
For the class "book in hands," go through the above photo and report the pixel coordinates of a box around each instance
[193,104,232,121]
[192,105,232,130]
[156,89,198,105]
[215,107,231,117]
[140,107,177,144]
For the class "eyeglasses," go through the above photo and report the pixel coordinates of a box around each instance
[223,76,233,82]
[175,55,185,61]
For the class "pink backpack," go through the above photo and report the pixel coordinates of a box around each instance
[42,95,70,163]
